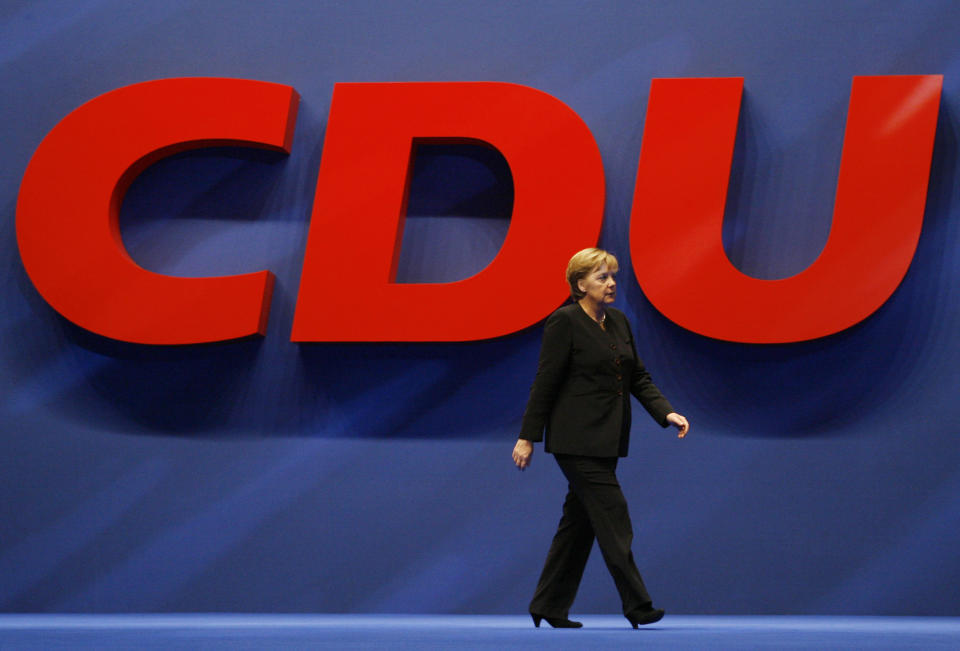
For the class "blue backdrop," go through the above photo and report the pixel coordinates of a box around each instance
[2,0,959,615]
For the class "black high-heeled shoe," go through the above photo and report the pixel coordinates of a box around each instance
[625,607,665,628]
[530,613,583,628]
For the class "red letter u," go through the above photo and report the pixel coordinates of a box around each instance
[630,76,941,343]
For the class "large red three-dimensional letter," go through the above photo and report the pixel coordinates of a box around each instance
[291,82,605,341]
[631,76,941,343]
[16,78,299,344]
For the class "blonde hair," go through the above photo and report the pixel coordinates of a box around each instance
[566,248,619,301]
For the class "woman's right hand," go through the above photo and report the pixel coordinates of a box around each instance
[512,438,534,470]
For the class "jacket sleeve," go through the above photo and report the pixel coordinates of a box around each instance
[626,318,675,427]
[519,310,572,441]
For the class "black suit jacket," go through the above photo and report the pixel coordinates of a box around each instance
[519,303,674,457]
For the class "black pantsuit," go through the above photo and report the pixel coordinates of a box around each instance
[520,303,674,617]
[529,455,652,617]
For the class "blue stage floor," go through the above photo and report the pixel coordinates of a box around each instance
[1,614,959,649]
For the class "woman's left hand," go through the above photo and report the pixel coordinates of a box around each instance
[666,412,690,438]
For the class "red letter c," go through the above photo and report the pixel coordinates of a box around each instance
[16,78,299,344]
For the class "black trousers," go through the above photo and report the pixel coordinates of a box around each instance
[528,454,653,617]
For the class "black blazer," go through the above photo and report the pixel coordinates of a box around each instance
[520,303,674,457]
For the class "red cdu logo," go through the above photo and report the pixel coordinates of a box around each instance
[16,76,941,345]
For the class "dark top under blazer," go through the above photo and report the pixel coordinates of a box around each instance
[519,304,674,457]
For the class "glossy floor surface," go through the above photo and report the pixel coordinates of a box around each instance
[2,614,960,649]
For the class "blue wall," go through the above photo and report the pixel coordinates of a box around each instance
[2,0,959,615]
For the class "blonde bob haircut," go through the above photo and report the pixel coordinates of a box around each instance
[566,248,619,301]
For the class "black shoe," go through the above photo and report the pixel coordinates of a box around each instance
[531,613,583,628]
[626,607,665,628]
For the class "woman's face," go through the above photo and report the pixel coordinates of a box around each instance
[578,263,616,306]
